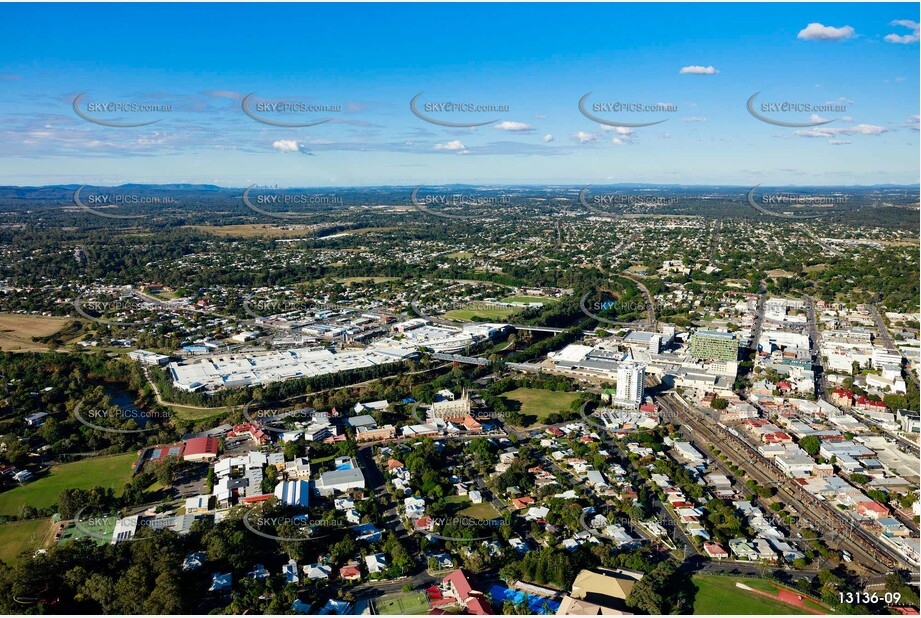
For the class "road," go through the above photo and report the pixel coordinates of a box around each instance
[748,282,767,351]
[708,220,720,264]
[577,404,697,558]
[619,273,656,329]
[868,302,919,387]
[802,295,829,400]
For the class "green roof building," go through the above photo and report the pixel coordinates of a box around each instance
[689,330,738,362]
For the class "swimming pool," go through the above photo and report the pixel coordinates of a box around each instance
[488,585,560,614]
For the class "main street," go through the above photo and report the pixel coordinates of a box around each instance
[748,281,767,352]
[868,302,919,388]
[803,295,830,400]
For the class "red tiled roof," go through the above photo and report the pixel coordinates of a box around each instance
[855,396,886,409]
[511,497,535,509]
[704,542,728,556]
[463,416,482,430]
[857,500,888,514]
[339,566,360,578]
[443,569,473,601]
[184,436,219,456]
[241,493,273,503]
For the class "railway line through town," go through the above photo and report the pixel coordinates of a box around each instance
[657,392,908,575]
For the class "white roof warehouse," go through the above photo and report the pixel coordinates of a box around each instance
[169,345,417,392]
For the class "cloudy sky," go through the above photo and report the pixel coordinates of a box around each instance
[1,3,918,186]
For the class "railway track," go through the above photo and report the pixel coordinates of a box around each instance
[659,393,906,574]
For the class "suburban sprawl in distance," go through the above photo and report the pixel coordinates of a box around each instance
[0,3,918,617]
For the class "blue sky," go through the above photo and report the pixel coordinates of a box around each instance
[0,3,918,186]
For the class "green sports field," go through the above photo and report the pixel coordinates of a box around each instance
[374,592,430,615]
[444,305,519,321]
[0,452,137,516]
[57,517,118,546]
[500,296,559,304]
[691,575,812,615]
[502,387,580,425]
[0,518,52,564]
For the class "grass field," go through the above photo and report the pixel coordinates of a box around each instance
[187,224,327,238]
[446,251,474,259]
[0,518,53,564]
[460,502,502,520]
[444,306,519,321]
[57,517,117,546]
[444,495,501,520]
[0,314,72,351]
[167,404,234,422]
[374,592,430,615]
[501,388,580,426]
[691,575,812,615]
[500,296,559,304]
[0,452,137,516]
[336,276,399,284]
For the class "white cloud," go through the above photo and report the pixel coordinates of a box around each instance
[534,114,547,120]
[809,114,829,123]
[599,126,637,144]
[493,121,533,131]
[797,22,855,41]
[794,129,830,138]
[543,134,554,143]
[272,139,300,153]
[906,115,920,131]
[575,131,596,143]
[884,20,920,44]
[600,125,636,136]
[683,116,708,123]
[849,124,889,135]
[679,65,719,75]
[793,124,889,140]
[434,140,467,151]
[828,139,851,145]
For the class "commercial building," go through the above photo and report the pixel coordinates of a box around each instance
[274,480,310,507]
[614,363,645,408]
[182,436,220,462]
[128,350,171,366]
[315,458,366,497]
[356,425,396,442]
[569,568,644,612]
[689,331,738,362]
[169,344,417,392]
